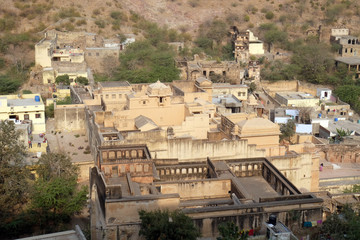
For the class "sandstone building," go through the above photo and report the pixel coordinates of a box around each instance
[90,145,323,239]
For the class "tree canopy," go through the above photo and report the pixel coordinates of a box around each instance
[217,222,249,240]
[280,120,296,144]
[194,20,234,60]
[55,74,71,85]
[334,85,360,113]
[291,43,333,84]
[320,205,360,240]
[0,120,29,225]
[75,76,88,85]
[30,153,87,232]
[139,209,200,240]
[114,40,180,83]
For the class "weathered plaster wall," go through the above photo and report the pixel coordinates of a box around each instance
[156,179,231,200]
[54,104,86,132]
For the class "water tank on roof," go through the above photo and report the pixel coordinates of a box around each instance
[357,119,360,124]
[268,215,277,225]
[35,96,40,102]
[334,118,338,122]
[318,113,322,118]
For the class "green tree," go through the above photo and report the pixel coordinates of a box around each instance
[30,153,87,232]
[280,120,295,144]
[217,222,249,240]
[55,74,70,85]
[320,205,360,240]
[291,43,333,84]
[75,76,88,85]
[0,121,29,226]
[114,40,179,83]
[248,82,256,93]
[334,128,352,143]
[0,74,22,94]
[343,184,360,193]
[260,60,299,81]
[259,23,287,50]
[45,103,54,118]
[265,11,274,20]
[334,85,360,113]
[56,96,72,105]
[139,209,200,240]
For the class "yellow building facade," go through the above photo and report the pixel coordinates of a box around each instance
[0,94,46,134]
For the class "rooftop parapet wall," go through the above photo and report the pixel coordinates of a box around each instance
[155,179,232,200]
[155,162,208,181]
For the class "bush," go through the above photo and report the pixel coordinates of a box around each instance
[63,22,75,31]
[0,18,16,31]
[139,209,200,240]
[58,8,81,19]
[75,76,88,85]
[22,90,32,94]
[92,9,100,15]
[76,19,86,26]
[55,75,70,85]
[110,11,125,20]
[56,96,72,105]
[94,73,110,82]
[244,15,250,22]
[45,104,54,118]
[0,58,5,69]
[95,19,106,28]
[265,11,274,19]
[188,0,200,7]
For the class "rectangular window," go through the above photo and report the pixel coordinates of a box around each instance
[35,114,41,118]
[24,114,29,120]
[105,94,109,99]
[112,94,116,99]
[96,52,99,56]
[109,151,115,159]
[112,166,118,176]
[88,53,92,56]
[136,165,142,172]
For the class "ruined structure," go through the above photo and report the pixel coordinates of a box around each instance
[90,145,323,239]
[180,55,243,83]
[330,27,360,79]
[230,27,265,63]
[35,30,135,84]
[48,78,330,239]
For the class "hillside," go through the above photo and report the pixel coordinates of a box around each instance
[1,0,360,89]
[2,0,360,39]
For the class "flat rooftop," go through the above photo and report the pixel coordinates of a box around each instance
[212,95,242,107]
[7,98,42,107]
[335,57,360,65]
[234,176,279,202]
[18,229,84,240]
[320,162,360,180]
[213,83,248,89]
[327,120,360,134]
[99,81,131,88]
[276,92,316,100]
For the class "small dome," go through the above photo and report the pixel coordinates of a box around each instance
[147,81,172,97]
